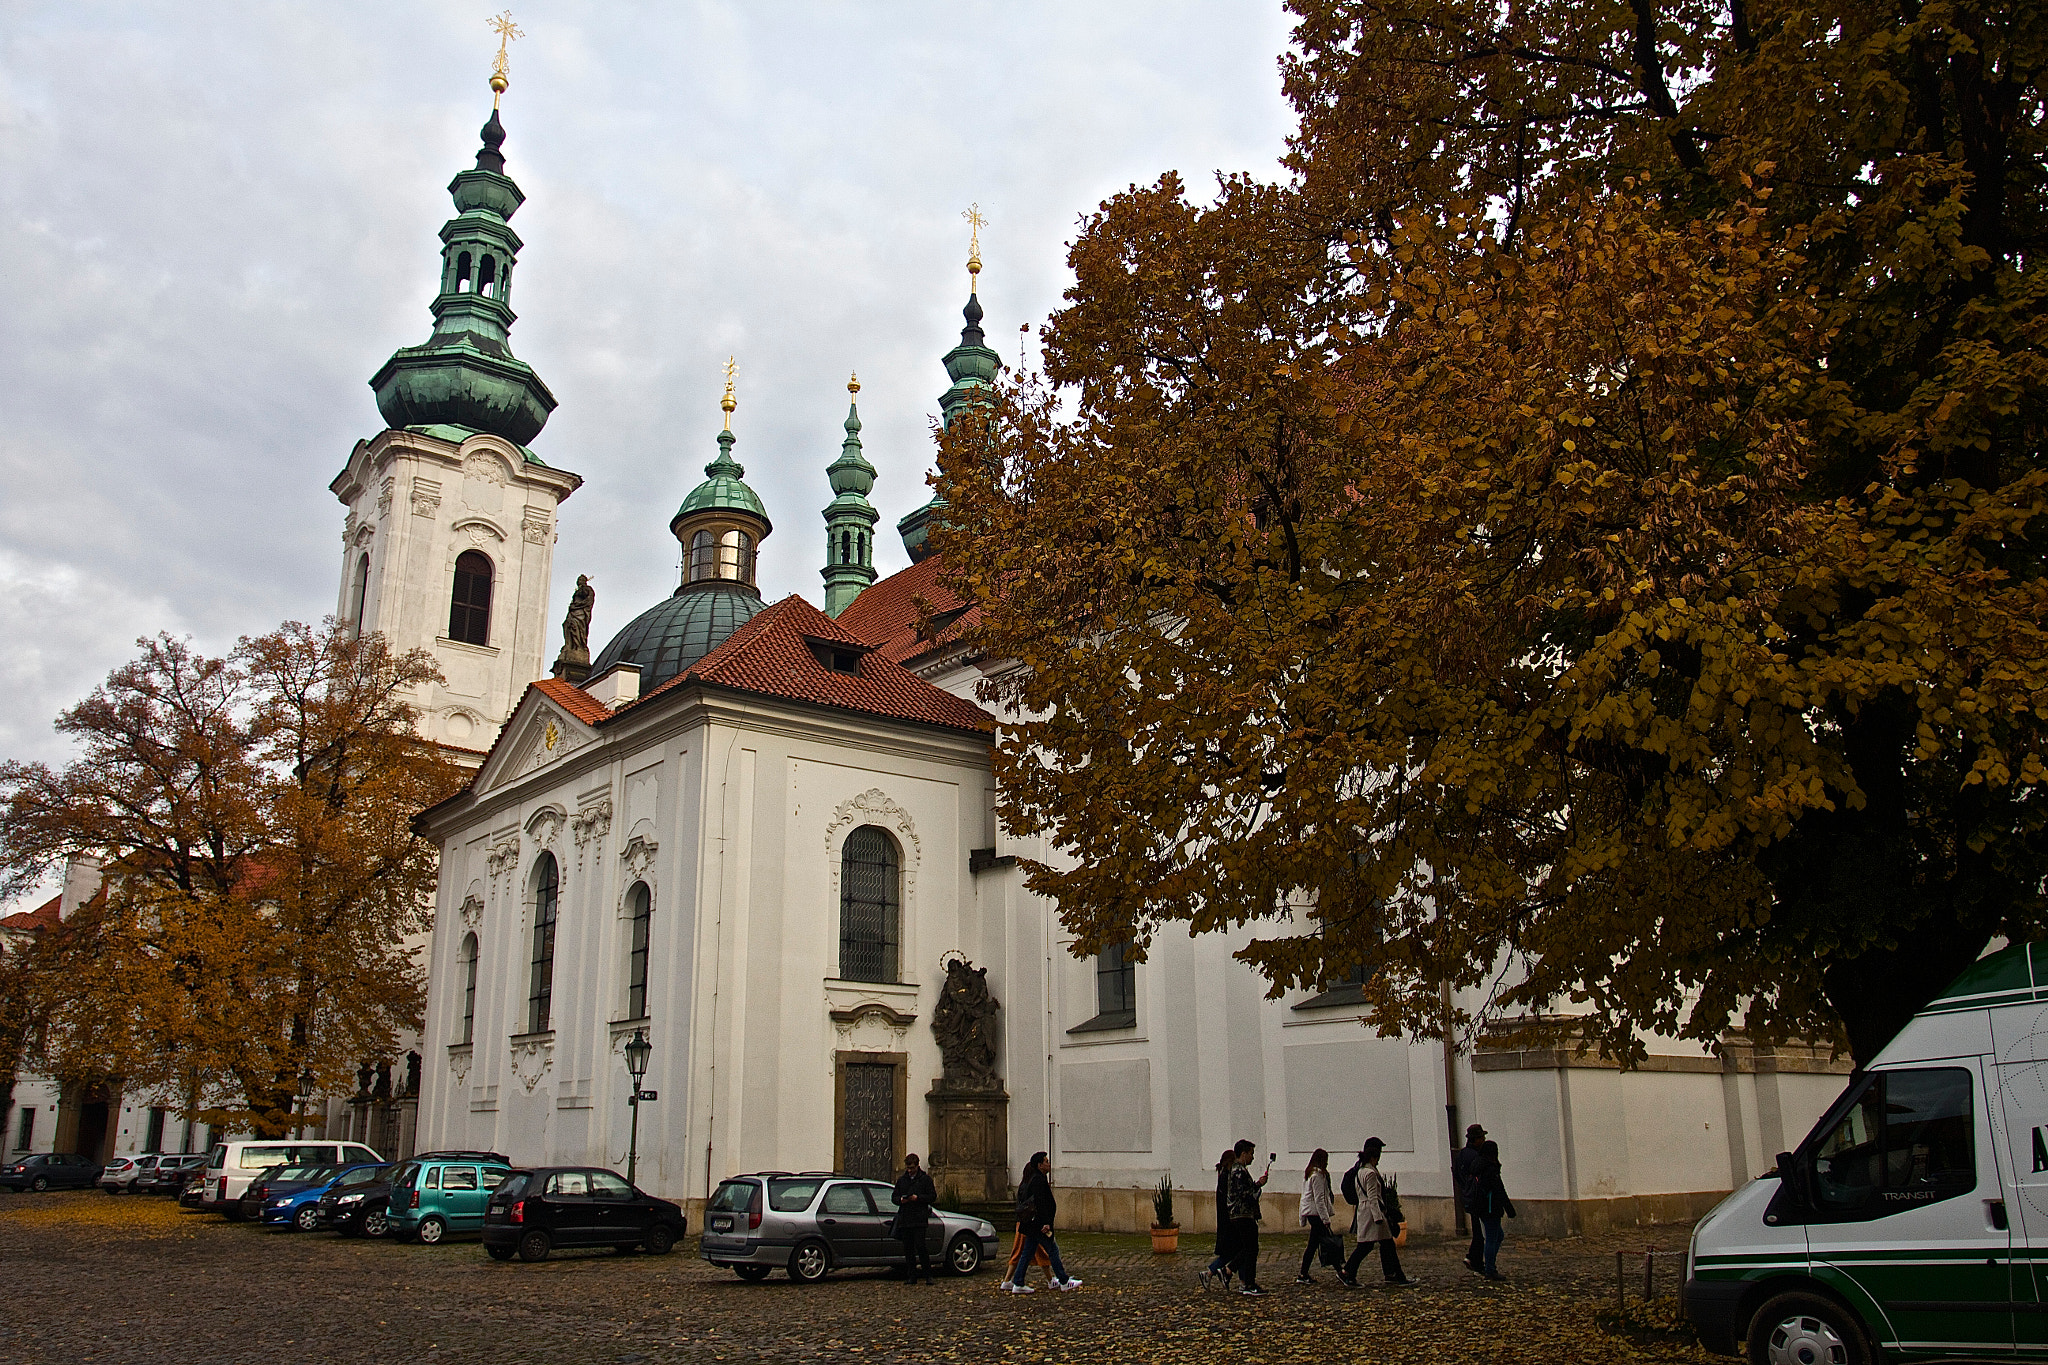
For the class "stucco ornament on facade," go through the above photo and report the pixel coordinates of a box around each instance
[509,1036,553,1092]
[377,476,394,519]
[620,830,658,890]
[572,795,613,867]
[825,788,920,931]
[522,509,552,545]
[525,805,567,855]
[448,1045,473,1086]
[454,516,506,546]
[485,836,521,883]
[460,879,486,929]
[464,452,507,486]
[411,478,442,517]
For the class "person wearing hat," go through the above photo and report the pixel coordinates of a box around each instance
[1453,1123,1489,1274]
[1339,1138,1418,1287]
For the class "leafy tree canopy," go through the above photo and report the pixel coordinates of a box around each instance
[0,622,461,1135]
[937,0,2046,1066]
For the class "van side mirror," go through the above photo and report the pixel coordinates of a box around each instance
[1775,1151,1808,1206]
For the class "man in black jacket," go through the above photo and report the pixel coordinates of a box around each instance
[1006,1152,1082,1293]
[1452,1124,1487,1273]
[892,1154,939,1285]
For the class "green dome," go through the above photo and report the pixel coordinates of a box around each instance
[672,429,771,534]
[588,581,765,693]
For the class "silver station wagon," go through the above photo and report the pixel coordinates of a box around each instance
[700,1171,999,1283]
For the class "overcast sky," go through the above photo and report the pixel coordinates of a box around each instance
[0,2,1294,812]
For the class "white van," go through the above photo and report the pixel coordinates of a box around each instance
[200,1139,383,1220]
[1685,943,2048,1362]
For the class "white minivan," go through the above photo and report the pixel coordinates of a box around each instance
[1686,942,2048,1362]
[200,1139,383,1220]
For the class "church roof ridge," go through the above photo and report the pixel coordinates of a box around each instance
[834,555,982,667]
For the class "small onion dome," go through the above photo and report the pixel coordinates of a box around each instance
[671,429,771,535]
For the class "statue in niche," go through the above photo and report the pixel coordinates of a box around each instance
[355,1062,374,1097]
[404,1051,421,1098]
[373,1060,392,1100]
[932,959,1002,1091]
[552,574,595,683]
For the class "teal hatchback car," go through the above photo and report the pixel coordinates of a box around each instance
[384,1151,513,1245]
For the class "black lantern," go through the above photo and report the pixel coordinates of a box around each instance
[624,1028,653,1189]
[298,1068,316,1099]
[625,1028,652,1081]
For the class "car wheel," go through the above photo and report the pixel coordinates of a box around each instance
[293,1205,321,1232]
[486,1244,517,1262]
[416,1215,448,1246]
[946,1233,983,1276]
[644,1225,676,1255]
[735,1264,772,1281]
[788,1239,830,1283]
[1748,1292,1871,1365]
[364,1208,390,1238]
[518,1230,552,1263]
[29,1176,49,1193]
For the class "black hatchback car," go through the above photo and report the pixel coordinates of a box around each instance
[482,1167,687,1262]
[0,1153,104,1192]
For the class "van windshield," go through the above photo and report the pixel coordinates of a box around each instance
[206,1144,227,1170]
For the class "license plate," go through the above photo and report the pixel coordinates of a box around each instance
[711,1215,733,1231]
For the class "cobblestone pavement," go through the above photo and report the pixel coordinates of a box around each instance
[0,1193,1709,1365]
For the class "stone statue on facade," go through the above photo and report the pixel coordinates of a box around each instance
[552,574,595,683]
[932,958,1001,1092]
[404,1050,421,1099]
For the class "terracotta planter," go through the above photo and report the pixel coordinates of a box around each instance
[1150,1225,1180,1253]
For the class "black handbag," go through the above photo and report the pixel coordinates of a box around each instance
[1317,1230,1345,1268]
[1380,1176,1405,1229]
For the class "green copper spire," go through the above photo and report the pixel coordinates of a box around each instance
[822,374,879,616]
[368,109,557,445]
[674,359,771,533]
[899,288,1002,563]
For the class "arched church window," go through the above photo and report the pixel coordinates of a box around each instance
[459,932,479,1046]
[456,251,473,293]
[716,529,755,584]
[350,554,371,636]
[689,530,715,583]
[858,532,868,566]
[840,530,851,565]
[527,854,558,1034]
[626,883,653,1020]
[479,255,497,295]
[838,826,900,984]
[449,551,493,646]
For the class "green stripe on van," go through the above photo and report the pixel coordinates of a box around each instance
[1928,944,2032,1005]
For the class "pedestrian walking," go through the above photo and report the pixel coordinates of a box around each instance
[1198,1148,1238,1291]
[1224,1139,1268,1295]
[1006,1152,1082,1294]
[891,1153,938,1285]
[1296,1148,1337,1284]
[1467,1138,1515,1281]
[1340,1138,1419,1288]
[1452,1124,1487,1273]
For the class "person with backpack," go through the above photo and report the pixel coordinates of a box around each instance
[890,1153,938,1285]
[1468,1138,1515,1281]
[1452,1124,1487,1274]
[1295,1148,1337,1284]
[1006,1152,1082,1293]
[1198,1147,1239,1291]
[1225,1139,1269,1295]
[1339,1138,1419,1287]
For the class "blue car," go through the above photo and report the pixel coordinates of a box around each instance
[252,1163,386,1231]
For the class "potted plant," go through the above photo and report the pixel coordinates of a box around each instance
[1150,1172,1179,1252]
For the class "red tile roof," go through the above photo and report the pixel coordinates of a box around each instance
[833,556,982,666]
[534,676,616,726]
[0,893,62,932]
[624,594,992,735]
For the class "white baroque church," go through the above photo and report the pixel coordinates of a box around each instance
[340,102,1849,1235]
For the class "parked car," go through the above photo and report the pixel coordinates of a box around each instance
[98,1155,158,1194]
[0,1153,105,1193]
[138,1153,209,1196]
[198,1140,382,1220]
[699,1171,997,1282]
[482,1167,688,1262]
[384,1151,513,1245]
[239,1163,341,1227]
[316,1162,403,1238]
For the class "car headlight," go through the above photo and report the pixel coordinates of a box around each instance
[337,1193,364,1204]
[976,1220,995,1236]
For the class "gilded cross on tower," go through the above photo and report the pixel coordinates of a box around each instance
[963,203,987,291]
[721,357,739,430]
[488,10,524,107]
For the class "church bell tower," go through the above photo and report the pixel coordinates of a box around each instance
[329,59,581,758]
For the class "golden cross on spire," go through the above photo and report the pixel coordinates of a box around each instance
[721,356,739,430]
[963,203,987,291]
[488,10,523,108]
[848,372,861,396]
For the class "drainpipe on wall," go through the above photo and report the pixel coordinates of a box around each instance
[1441,982,1464,1236]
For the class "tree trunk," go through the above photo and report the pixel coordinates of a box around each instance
[1822,932,1992,1068]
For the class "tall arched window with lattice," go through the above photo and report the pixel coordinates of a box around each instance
[526,855,559,1034]
[459,932,479,1045]
[449,551,493,646]
[838,827,900,984]
[626,883,653,1020]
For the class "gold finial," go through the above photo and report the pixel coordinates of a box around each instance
[488,10,523,108]
[963,203,987,291]
[721,356,738,430]
[848,372,861,396]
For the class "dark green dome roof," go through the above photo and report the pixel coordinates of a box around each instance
[588,581,765,693]
[672,429,770,531]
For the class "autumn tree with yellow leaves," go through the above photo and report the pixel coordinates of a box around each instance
[0,623,461,1136]
[937,0,2046,1066]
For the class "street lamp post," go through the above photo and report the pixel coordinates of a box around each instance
[296,1067,316,1140]
[624,1028,653,1188]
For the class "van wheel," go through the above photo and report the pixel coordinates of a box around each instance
[1748,1292,1870,1365]
[518,1230,552,1263]
[416,1215,448,1246]
[789,1239,830,1283]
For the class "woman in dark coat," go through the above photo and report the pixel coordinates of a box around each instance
[1007,1152,1080,1292]
[1200,1148,1237,1290]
